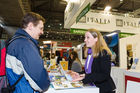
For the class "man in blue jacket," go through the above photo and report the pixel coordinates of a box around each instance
[6,12,50,93]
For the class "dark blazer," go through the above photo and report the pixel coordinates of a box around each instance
[82,50,116,93]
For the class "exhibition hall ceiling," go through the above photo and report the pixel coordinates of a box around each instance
[92,0,140,17]
[0,0,140,43]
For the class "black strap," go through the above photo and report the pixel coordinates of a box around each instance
[8,35,34,46]
[7,35,34,88]
[8,35,37,51]
[10,74,24,88]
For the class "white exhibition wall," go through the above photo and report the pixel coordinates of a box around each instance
[119,34,140,69]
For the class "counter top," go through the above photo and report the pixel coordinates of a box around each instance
[44,86,99,93]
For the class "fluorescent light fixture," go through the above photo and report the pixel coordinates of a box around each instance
[63,0,69,2]
[40,46,44,48]
[120,0,123,3]
[104,6,111,11]
[0,23,4,28]
[43,41,52,44]
[106,32,117,37]
[0,19,4,28]
[69,0,78,3]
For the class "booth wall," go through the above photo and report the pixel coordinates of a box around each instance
[119,34,140,69]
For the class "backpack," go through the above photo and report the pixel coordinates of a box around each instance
[0,36,30,93]
[0,39,7,93]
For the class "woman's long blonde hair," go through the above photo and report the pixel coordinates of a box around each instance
[85,29,112,58]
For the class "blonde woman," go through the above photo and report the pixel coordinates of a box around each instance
[72,29,116,93]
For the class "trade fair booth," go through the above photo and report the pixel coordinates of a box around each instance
[64,0,140,93]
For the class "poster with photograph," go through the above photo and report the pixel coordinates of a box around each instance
[103,30,120,66]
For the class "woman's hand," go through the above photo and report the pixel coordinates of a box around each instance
[67,70,80,79]
[72,74,85,82]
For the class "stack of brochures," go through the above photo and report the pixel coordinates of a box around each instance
[52,80,83,90]
[50,64,83,90]
[59,64,73,81]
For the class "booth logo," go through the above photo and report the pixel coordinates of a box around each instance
[116,19,140,28]
[86,17,110,24]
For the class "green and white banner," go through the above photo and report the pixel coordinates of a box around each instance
[70,28,86,35]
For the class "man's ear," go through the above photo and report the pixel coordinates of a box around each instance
[27,22,33,30]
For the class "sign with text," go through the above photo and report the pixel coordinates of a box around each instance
[71,11,140,34]
[70,28,86,34]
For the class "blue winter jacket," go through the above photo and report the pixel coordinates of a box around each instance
[6,29,50,93]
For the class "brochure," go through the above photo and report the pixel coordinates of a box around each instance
[59,64,73,81]
[51,78,83,90]
[60,61,68,70]
[50,64,83,90]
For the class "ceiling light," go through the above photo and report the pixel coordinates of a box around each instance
[0,23,4,28]
[0,19,4,28]
[40,46,44,48]
[65,0,69,2]
[43,41,52,44]
[120,0,123,3]
[48,25,50,27]
[106,32,117,37]
[60,1,67,4]
[104,6,111,11]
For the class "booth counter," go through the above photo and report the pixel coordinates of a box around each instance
[44,68,99,93]
[111,67,140,93]
[125,70,140,93]
[44,86,99,93]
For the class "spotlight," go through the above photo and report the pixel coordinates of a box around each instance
[104,6,111,11]
[0,19,5,28]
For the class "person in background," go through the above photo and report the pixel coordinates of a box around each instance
[68,55,72,70]
[45,52,50,60]
[55,51,62,65]
[6,12,50,93]
[40,48,44,58]
[71,29,116,93]
[69,51,82,72]
[50,53,56,69]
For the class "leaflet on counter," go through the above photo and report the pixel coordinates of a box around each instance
[50,64,83,90]
[51,75,83,90]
